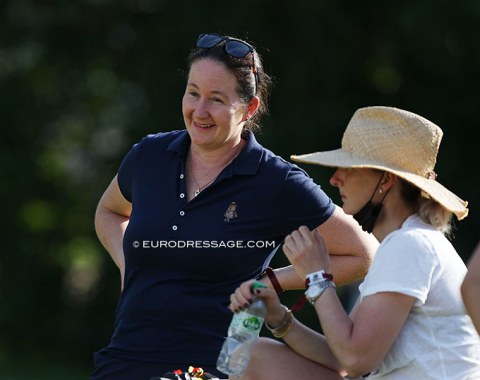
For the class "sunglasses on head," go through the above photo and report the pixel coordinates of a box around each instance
[196,33,258,94]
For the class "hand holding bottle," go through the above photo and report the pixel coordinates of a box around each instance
[229,279,286,329]
[217,281,269,376]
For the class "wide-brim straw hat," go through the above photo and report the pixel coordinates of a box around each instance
[291,106,468,220]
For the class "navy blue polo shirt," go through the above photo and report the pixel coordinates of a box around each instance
[103,130,335,373]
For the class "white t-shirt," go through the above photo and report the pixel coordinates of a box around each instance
[358,214,480,379]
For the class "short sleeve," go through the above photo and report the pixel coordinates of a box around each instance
[117,140,142,203]
[281,166,335,233]
[359,232,436,305]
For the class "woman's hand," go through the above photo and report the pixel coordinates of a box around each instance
[283,226,331,280]
[229,280,287,327]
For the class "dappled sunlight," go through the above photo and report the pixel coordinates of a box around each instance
[63,258,101,305]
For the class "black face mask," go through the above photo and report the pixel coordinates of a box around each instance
[352,172,387,233]
[353,201,383,233]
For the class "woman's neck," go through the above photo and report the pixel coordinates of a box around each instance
[372,191,416,242]
[189,138,246,169]
[185,138,246,201]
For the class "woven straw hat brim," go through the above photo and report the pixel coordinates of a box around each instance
[291,149,469,220]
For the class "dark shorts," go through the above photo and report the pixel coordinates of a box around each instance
[90,350,224,380]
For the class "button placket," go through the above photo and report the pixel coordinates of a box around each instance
[174,170,187,231]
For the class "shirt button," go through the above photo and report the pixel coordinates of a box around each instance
[172,225,178,231]
[180,211,185,216]
[180,174,184,179]
[180,193,185,198]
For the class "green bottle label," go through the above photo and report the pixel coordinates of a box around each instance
[242,315,262,332]
[231,311,264,335]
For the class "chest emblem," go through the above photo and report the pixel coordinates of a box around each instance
[224,202,238,222]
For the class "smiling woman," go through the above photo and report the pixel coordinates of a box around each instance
[91,34,377,379]
[183,60,252,148]
[182,58,254,199]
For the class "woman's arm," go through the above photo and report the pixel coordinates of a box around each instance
[315,288,414,377]
[269,206,378,290]
[230,280,345,374]
[95,175,132,290]
[283,227,414,377]
[462,242,480,334]
[316,206,378,285]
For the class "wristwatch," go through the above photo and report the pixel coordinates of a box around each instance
[305,281,336,305]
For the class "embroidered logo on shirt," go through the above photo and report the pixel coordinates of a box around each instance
[224,202,238,222]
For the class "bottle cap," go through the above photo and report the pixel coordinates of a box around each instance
[251,281,268,291]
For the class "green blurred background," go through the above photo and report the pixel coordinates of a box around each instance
[1,0,478,378]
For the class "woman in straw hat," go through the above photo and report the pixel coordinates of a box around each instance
[229,106,480,379]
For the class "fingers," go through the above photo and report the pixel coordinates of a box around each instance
[282,226,331,279]
[228,281,283,322]
[253,287,287,325]
[283,225,315,259]
[287,226,311,245]
[229,280,255,312]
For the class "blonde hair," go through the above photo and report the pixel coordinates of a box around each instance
[418,197,453,235]
[399,178,453,235]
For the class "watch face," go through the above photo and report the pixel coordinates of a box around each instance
[306,284,322,300]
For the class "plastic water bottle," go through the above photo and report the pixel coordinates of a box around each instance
[216,281,267,376]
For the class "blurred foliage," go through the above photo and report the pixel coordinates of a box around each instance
[0,0,479,376]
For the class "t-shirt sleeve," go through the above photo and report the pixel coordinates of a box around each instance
[359,232,436,305]
[117,140,142,203]
[281,166,335,234]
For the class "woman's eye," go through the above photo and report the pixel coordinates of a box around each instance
[212,97,224,104]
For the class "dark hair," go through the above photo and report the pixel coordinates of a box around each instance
[187,37,272,133]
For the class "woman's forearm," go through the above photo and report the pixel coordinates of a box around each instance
[95,206,129,275]
[94,176,132,289]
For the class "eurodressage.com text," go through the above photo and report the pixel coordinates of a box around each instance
[133,240,276,249]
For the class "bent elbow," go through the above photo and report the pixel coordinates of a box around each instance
[341,355,375,379]
[345,365,373,379]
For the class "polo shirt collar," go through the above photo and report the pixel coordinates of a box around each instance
[167,129,263,176]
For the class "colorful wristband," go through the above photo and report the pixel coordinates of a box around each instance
[305,270,333,287]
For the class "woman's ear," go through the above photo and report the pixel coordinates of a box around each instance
[244,96,260,121]
[382,171,397,191]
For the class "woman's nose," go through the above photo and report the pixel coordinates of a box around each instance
[329,169,342,187]
[193,99,209,118]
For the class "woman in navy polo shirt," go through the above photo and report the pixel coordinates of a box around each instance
[91,34,378,379]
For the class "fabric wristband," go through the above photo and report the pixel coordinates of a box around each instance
[290,271,334,313]
[256,267,284,294]
[305,270,334,287]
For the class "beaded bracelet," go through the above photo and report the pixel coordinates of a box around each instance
[265,306,294,339]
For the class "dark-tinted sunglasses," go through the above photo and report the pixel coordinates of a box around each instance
[196,33,258,93]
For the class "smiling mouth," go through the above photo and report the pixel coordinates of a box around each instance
[194,122,214,129]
